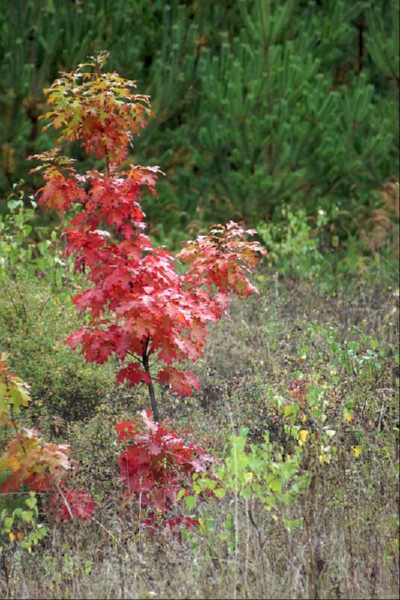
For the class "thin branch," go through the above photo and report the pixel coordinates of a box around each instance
[126,351,143,363]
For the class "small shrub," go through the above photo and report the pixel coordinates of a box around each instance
[0,354,95,562]
[116,409,211,531]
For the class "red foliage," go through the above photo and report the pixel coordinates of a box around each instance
[141,513,199,538]
[30,53,266,417]
[48,487,95,521]
[116,410,211,514]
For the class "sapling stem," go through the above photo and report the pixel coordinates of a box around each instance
[142,337,160,422]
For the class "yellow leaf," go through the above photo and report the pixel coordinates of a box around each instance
[344,410,353,423]
[299,430,309,445]
[352,445,362,458]
[9,532,16,542]
[244,471,253,483]
[319,453,331,465]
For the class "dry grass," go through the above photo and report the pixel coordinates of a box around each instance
[1,270,398,600]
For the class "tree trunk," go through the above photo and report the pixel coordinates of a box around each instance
[142,353,160,422]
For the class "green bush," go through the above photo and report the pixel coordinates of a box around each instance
[0,196,115,421]
[257,207,329,280]
[0,280,116,421]
[0,492,47,555]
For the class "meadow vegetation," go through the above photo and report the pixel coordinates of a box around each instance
[0,4,398,596]
[0,188,398,599]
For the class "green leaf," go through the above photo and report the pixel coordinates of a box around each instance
[283,518,303,532]
[21,510,34,522]
[284,404,295,417]
[241,486,253,500]
[177,489,186,501]
[25,493,37,509]
[9,381,30,412]
[265,495,276,508]
[201,477,217,491]
[184,495,197,509]
[7,200,22,211]
[268,478,282,494]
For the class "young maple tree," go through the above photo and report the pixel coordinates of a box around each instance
[31,52,266,421]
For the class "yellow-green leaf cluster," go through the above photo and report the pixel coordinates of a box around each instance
[0,353,31,421]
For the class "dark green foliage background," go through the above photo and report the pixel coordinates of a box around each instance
[0,0,398,238]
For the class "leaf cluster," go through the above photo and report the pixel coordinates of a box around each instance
[0,354,95,550]
[41,51,152,163]
[116,409,210,530]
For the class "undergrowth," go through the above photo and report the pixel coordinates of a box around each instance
[1,266,398,600]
